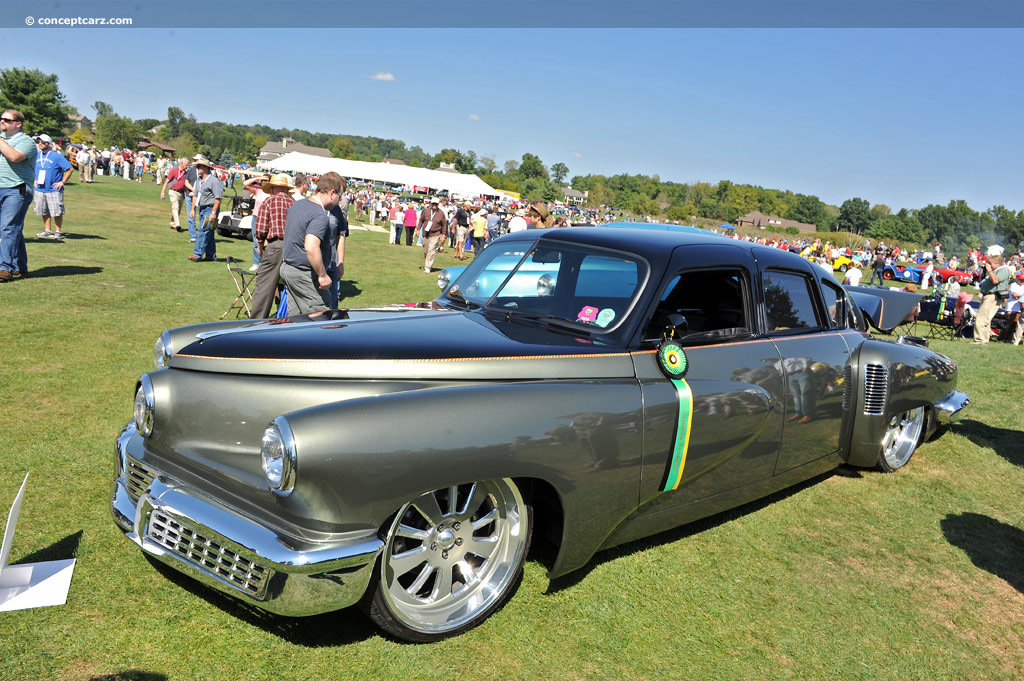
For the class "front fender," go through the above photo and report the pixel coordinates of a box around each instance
[279,379,645,579]
[846,338,959,467]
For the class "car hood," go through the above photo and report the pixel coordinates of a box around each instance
[170,306,638,380]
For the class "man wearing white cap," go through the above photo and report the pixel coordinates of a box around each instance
[32,134,73,240]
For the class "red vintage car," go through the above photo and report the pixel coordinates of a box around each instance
[932,267,979,285]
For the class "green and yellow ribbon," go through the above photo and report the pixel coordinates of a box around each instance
[657,341,694,492]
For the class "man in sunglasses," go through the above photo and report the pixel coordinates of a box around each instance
[0,110,38,281]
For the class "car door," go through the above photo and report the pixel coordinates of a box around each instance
[631,244,786,513]
[753,247,853,474]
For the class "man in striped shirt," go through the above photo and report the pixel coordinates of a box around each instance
[249,174,294,318]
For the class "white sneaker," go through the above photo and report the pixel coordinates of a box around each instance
[52,232,64,240]
[36,229,53,238]
[424,268,430,273]
[249,264,259,272]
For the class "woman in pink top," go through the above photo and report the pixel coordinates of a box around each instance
[402,204,418,246]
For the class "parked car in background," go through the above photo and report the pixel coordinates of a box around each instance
[113,226,969,642]
[883,263,927,283]
[932,266,980,285]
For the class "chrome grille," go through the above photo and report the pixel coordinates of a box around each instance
[842,365,853,411]
[863,363,888,415]
[147,511,270,597]
[125,457,156,502]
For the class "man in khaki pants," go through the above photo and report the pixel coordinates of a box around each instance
[972,254,1011,345]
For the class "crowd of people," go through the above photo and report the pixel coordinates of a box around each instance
[4,104,1023,348]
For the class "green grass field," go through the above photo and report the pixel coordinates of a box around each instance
[2,176,1023,681]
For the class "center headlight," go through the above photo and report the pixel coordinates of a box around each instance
[133,375,155,438]
[261,417,296,495]
[437,270,451,290]
[153,331,171,368]
[537,273,556,296]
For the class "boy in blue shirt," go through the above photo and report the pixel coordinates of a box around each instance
[33,134,73,240]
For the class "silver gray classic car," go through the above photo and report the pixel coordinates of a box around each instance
[112,225,970,641]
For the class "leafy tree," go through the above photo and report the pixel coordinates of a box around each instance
[666,205,690,222]
[92,101,114,118]
[94,114,143,149]
[588,183,614,207]
[866,215,923,243]
[789,194,827,228]
[479,156,496,173]
[632,195,659,216]
[166,106,186,138]
[550,162,569,183]
[0,67,73,136]
[519,153,547,180]
[331,136,354,159]
[136,118,161,132]
[836,198,871,235]
[503,159,519,174]
[219,150,235,167]
[69,128,90,145]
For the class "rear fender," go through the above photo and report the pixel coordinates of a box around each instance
[845,339,957,467]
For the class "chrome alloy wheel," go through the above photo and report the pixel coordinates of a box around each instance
[378,479,529,638]
[878,407,925,471]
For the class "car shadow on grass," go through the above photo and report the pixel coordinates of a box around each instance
[955,418,1024,468]
[146,556,376,647]
[89,672,168,681]
[22,265,103,279]
[941,512,1024,594]
[11,530,82,564]
[545,470,838,594]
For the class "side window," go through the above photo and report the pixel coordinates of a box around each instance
[762,270,822,332]
[820,279,846,328]
[644,269,750,343]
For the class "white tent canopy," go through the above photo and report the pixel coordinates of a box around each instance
[259,152,501,197]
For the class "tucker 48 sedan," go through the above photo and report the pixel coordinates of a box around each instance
[112,226,970,641]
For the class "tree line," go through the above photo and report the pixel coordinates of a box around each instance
[2,66,1021,253]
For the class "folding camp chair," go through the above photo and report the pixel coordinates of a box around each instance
[920,295,968,341]
[221,256,256,319]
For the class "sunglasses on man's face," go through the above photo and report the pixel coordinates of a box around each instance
[0,118,17,123]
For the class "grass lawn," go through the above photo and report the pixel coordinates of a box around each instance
[2,176,1023,681]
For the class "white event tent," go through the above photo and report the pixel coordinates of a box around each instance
[259,152,501,198]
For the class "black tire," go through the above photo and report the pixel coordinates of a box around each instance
[876,407,925,472]
[882,270,893,280]
[838,263,848,273]
[365,479,532,642]
[217,228,231,238]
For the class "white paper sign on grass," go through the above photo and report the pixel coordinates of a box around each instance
[0,474,76,612]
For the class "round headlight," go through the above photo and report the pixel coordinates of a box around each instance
[260,418,296,495]
[437,270,451,291]
[133,375,155,438]
[537,273,556,297]
[154,331,171,368]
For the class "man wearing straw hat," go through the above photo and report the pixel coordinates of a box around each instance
[188,156,222,261]
[249,174,294,318]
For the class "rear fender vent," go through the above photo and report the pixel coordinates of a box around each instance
[842,365,853,411]
[863,363,888,415]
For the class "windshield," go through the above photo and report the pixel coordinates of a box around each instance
[445,240,647,332]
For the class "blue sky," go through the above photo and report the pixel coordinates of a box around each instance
[2,27,1021,212]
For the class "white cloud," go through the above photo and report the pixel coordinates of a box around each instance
[368,72,396,81]
[573,152,583,158]
[468,113,482,121]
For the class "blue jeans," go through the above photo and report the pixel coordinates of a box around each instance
[0,187,31,273]
[867,267,884,286]
[252,238,261,267]
[186,194,196,240]
[193,207,216,259]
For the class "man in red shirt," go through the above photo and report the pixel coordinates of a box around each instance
[249,174,295,318]
[159,158,190,231]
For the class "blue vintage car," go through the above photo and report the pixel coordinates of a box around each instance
[113,226,970,642]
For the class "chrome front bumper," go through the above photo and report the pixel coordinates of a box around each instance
[934,390,971,424]
[111,424,383,616]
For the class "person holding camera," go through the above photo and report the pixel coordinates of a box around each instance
[972,253,1012,345]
